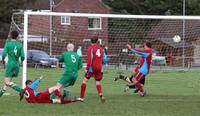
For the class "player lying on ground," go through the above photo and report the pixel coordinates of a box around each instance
[49,43,82,99]
[24,76,79,104]
[0,31,25,100]
[115,41,152,97]
[79,37,107,103]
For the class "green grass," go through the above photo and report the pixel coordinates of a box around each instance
[0,68,200,116]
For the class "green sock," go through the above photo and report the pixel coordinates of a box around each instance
[10,83,24,93]
[51,93,57,99]
[0,88,6,97]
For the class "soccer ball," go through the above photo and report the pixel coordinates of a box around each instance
[173,35,181,43]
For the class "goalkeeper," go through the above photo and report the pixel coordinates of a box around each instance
[115,41,152,97]
[0,31,25,100]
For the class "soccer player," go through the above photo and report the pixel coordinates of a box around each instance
[79,37,107,102]
[49,43,82,95]
[24,76,78,104]
[115,41,152,97]
[0,31,25,100]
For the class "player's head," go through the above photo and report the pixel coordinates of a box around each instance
[67,43,74,51]
[25,80,32,86]
[144,41,152,49]
[11,31,19,39]
[91,36,98,44]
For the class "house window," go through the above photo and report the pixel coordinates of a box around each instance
[88,17,101,30]
[61,16,70,25]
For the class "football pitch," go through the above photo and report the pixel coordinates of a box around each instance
[0,68,200,116]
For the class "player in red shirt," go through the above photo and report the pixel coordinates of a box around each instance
[79,37,107,103]
[24,76,78,104]
[115,41,153,96]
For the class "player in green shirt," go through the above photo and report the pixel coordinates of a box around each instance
[0,31,25,100]
[49,43,82,97]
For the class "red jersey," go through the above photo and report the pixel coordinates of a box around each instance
[131,48,152,75]
[86,44,103,72]
[24,86,37,103]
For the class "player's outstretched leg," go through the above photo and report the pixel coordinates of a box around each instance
[5,79,25,100]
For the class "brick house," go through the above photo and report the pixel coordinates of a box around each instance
[26,0,110,55]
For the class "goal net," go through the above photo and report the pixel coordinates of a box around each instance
[21,11,200,87]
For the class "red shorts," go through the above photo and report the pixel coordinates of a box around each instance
[35,91,52,103]
[86,70,103,81]
[134,71,145,82]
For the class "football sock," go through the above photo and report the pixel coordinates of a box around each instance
[0,87,6,97]
[80,83,86,98]
[51,93,57,99]
[53,89,62,98]
[96,84,102,96]
[135,82,144,93]
[119,75,127,80]
[128,85,136,89]
[62,90,69,99]
[10,83,24,93]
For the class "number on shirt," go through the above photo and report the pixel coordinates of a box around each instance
[71,55,76,63]
[14,46,17,56]
[24,90,30,98]
[96,49,101,57]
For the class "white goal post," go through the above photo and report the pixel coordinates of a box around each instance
[22,11,200,88]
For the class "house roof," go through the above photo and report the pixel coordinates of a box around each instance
[23,0,63,10]
[153,38,193,48]
[147,20,200,41]
[23,0,110,12]
[54,0,110,13]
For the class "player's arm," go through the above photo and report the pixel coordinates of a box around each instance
[2,43,7,68]
[78,57,83,70]
[86,47,93,72]
[20,46,25,62]
[59,52,64,62]
[102,50,108,65]
[2,43,7,61]
[127,44,149,58]
[29,76,43,90]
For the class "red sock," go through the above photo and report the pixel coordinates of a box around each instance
[80,83,86,98]
[135,82,144,93]
[61,100,73,104]
[53,89,62,98]
[96,84,102,96]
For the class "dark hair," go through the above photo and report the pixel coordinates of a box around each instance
[25,80,32,86]
[145,41,152,48]
[91,36,98,44]
[11,31,19,39]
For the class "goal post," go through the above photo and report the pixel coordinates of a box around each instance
[22,11,200,88]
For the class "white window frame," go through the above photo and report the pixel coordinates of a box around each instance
[83,38,102,45]
[61,16,71,25]
[88,17,102,30]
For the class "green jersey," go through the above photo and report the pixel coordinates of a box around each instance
[3,39,24,77]
[59,51,82,74]
[3,39,25,64]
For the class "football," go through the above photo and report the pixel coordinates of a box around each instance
[173,35,181,43]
